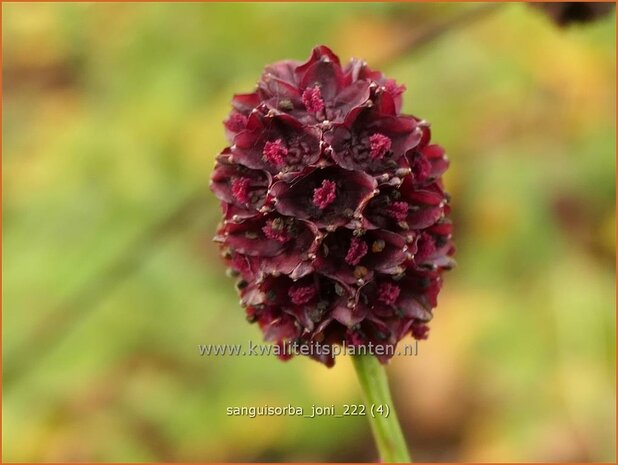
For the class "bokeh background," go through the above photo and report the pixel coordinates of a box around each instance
[3,2,615,462]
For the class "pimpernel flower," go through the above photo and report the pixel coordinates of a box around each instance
[211,45,454,367]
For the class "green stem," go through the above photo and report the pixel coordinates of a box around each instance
[352,354,412,463]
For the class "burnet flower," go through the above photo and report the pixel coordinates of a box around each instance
[211,45,454,367]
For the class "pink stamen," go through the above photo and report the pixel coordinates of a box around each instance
[377,282,400,306]
[288,285,317,305]
[302,86,325,113]
[262,219,289,243]
[231,177,251,204]
[369,133,392,160]
[345,237,368,266]
[386,201,409,222]
[263,139,288,166]
[312,180,337,210]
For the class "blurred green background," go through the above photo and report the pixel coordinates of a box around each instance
[2,2,615,462]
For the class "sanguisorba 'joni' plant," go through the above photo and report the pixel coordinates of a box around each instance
[211,46,454,462]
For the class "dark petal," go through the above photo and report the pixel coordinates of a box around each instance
[357,281,394,317]
[242,275,293,309]
[399,270,442,309]
[414,233,456,271]
[304,45,341,65]
[309,348,336,367]
[231,92,261,113]
[289,275,354,331]
[407,197,444,229]
[326,112,420,174]
[362,188,399,230]
[428,220,453,237]
[364,229,408,274]
[344,60,405,113]
[223,216,289,257]
[315,229,406,284]
[262,59,300,86]
[289,261,316,280]
[429,250,456,270]
[374,89,397,116]
[260,220,322,279]
[295,45,343,95]
[361,182,420,240]
[272,167,377,228]
[232,113,321,174]
[380,79,406,114]
[344,58,382,83]
[296,46,344,101]
[422,144,445,159]
[326,80,372,122]
[210,150,271,215]
[336,81,371,107]
[263,95,315,125]
[261,252,312,279]
[314,316,336,339]
[332,301,368,327]
[362,316,396,346]
[323,125,355,168]
[407,150,431,183]
[376,116,421,155]
[298,332,339,367]
[380,317,416,348]
[416,123,432,149]
[258,74,301,101]
[407,202,444,229]
[280,275,322,331]
[407,181,444,200]
[299,61,344,101]
[314,229,373,285]
[262,314,300,342]
[240,281,266,307]
[397,293,433,321]
[422,144,449,179]
[224,112,249,143]
[340,103,369,129]
[225,252,261,282]
[326,126,399,173]
[220,202,263,222]
[400,177,446,229]
[411,323,430,341]
[284,306,315,333]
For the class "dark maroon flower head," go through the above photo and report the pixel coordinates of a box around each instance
[211,45,454,366]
